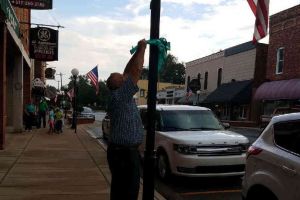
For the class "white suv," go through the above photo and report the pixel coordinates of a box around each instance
[138,105,249,180]
[242,113,300,200]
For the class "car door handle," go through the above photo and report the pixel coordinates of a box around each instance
[282,165,297,176]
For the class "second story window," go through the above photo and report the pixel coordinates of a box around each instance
[197,73,201,90]
[217,68,222,87]
[276,47,284,74]
[204,72,208,90]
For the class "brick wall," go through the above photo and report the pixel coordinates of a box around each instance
[23,66,31,104]
[14,7,31,53]
[267,5,300,81]
[253,43,268,88]
[34,61,46,82]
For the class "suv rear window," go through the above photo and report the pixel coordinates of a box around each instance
[274,120,300,155]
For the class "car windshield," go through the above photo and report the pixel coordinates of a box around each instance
[160,110,224,131]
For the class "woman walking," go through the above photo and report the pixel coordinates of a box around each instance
[24,100,35,132]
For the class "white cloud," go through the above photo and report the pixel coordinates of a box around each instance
[32,0,299,87]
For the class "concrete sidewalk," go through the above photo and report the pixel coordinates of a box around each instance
[0,125,165,200]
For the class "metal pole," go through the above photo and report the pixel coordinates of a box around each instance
[74,78,77,134]
[60,73,63,89]
[143,0,160,200]
[71,76,76,129]
[57,80,60,91]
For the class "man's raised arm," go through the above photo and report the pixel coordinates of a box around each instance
[123,39,147,84]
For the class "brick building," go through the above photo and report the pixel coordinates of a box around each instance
[0,1,48,149]
[1,0,34,149]
[254,5,300,119]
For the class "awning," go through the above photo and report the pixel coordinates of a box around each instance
[203,80,252,104]
[254,79,300,101]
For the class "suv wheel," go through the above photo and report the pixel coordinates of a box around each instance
[247,186,278,200]
[157,152,171,180]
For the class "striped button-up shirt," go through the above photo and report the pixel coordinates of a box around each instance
[108,76,144,146]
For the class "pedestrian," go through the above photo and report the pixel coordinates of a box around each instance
[54,107,63,133]
[38,98,48,128]
[24,99,35,132]
[48,107,55,134]
[106,39,147,200]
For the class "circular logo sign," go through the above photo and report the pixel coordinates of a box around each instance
[38,28,51,42]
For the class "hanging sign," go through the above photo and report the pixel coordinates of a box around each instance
[32,78,45,88]
[9,0,52,9]
[45,68,56,79]
[30,27,58,61]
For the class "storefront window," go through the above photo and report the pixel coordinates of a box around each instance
[239,105,248,120]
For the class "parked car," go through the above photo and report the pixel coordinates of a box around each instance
[242,113,300,200]
[260,107,300,127]
[102,113,110,140]
[78,107,95,120]
[138,105,249,180]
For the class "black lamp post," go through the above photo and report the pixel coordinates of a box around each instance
[71,68,79,133]
[143,0,161,200]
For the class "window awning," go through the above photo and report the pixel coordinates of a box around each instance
[254,79,300,101]
[202,80,252,104]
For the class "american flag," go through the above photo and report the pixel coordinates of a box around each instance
[67,88,74,100]
[247,0,270,43]
[86,65,99,95]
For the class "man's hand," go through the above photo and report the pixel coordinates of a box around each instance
[137,39,147,52]
[123,39,147,84]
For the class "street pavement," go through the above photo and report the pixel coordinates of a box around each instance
[0,123,165,200]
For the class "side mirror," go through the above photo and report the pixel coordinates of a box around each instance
[222,122,230,130]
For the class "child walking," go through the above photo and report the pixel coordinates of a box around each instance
[48,107,55,134]
[54,108,63,134]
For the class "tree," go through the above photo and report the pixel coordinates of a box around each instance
[141,68,149,80]
[159,54,185,84]
[96,81,110,111]
[66,75,110,110]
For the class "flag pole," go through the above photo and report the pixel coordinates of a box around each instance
[143,0,161,200]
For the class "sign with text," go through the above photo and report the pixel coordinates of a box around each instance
[10,0,52,9]
[30,27,58,61]
[0,0,20,35]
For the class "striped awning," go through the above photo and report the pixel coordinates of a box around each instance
[254,79,300,101]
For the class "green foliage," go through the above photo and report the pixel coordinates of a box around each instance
[142,54,185,84]
[160,54,185,84]
[67,75,110,110]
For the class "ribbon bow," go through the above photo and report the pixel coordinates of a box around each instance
[130,38,171,72]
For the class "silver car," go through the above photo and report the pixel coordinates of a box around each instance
[242,113,300,200]
[138,105,249,180]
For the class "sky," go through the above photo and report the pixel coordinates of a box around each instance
[31,0,300,88]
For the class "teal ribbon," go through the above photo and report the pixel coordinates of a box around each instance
[130,38,171,72]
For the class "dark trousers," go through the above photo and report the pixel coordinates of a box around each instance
[107,144,140,200]
[39,111,46,128]
[55,120,63,133]
[25,113,34,130]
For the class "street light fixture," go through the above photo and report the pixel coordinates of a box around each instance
[71,68,79,133]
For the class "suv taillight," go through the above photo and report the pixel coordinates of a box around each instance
[246,146,263,159]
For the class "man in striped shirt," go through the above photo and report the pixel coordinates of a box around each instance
[106,39,147,200]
